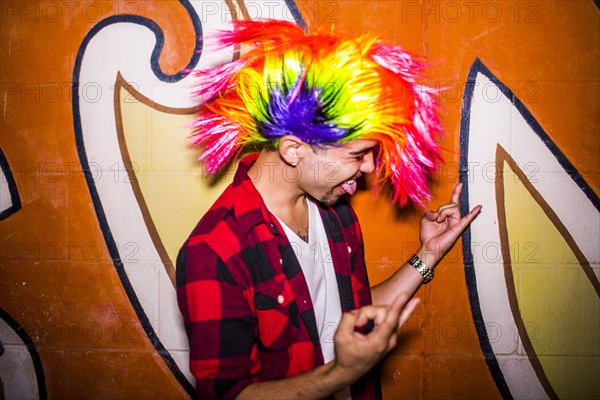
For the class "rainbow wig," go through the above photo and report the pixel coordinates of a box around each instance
[188,19,443,206]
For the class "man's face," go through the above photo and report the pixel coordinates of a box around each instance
[298,139,377,206]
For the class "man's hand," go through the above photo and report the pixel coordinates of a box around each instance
[237,295,419,399]
[332,294,420,386]
[418,182,482,266]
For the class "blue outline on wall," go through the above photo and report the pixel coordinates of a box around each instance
[0,307,47,400]
[72,3,202,397]
[0,147,22,220]
[459,57,600,400]
[71,2,306,397]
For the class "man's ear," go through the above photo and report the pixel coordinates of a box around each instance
[278,135,307,166]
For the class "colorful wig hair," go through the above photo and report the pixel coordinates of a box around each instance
[188,19,443,205]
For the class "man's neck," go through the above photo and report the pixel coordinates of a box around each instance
[249,151,309,239]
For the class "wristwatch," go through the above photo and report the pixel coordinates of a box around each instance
[409,255,434,284]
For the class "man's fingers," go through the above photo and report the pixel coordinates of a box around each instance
[424,211,439,221]
[387,332,398,351]
[336,309,359,337]
[450,182,463,204]
[390,293,408,314]
[355,305,388,327]
[398,298,420,327]
[436,204,460,222]
[377,294,407,333]
[459,205,483,230]
[351,294,419,339]
[430,183,471,224]
[437,203,457,212]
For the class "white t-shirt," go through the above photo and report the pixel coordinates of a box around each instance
[276,198,351,400]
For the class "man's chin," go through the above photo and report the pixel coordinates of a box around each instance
[318,191,345,206]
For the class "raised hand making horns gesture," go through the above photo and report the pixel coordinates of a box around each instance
[419,182,483,264]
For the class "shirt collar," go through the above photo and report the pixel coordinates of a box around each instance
[232,153,282,236]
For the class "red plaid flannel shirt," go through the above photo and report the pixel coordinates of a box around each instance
[177,154,381,399]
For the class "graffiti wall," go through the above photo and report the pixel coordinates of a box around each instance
[1,1,598,399]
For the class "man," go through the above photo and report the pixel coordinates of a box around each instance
[177,20,481,399]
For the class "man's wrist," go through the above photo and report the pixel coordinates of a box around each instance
[409,254,434,284]
[328,360,362,388]
[415,247,440,270]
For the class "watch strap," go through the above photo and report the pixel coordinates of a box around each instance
[409,255,434,283]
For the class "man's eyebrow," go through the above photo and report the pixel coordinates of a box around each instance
[348,146,376,155]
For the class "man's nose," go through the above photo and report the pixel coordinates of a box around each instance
[360,152,375,174]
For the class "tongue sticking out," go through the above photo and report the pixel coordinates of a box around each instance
[340,180,357,195]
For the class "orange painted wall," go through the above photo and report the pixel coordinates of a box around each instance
[1,0,598,399]
[296,1,599,399]
[0,1,196,398]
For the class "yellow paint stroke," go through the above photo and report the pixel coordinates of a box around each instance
[120,87,234,267]
[503,160,600,400]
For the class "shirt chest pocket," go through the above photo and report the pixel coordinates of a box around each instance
[254,279,301,351]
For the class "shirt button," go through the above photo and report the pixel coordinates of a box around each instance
[277,295,284,304]
[347,246,352,253]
